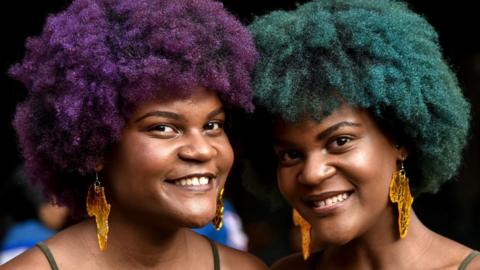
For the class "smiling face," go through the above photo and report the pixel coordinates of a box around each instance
[273,105,406,245]
[102,87,233,230]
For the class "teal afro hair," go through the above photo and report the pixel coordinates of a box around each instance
[249,0,470,194]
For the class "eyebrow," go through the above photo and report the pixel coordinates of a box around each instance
[206,106,225,119]
[134,106,224,123]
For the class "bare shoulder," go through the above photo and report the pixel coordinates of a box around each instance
[0,244,51,270]
[216,243,268,270]
[426,231,480,269]
[270,253,311,270]
[2,221,93,270]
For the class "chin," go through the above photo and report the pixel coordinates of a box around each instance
[179,209,216,228]
[184,216,214,228]
[313,223,357,246]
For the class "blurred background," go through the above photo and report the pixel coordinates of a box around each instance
[1,0,479,266]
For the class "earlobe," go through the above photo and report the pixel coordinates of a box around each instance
[95,157,104,172]
[394,145,408,161]
[398,148,408,161]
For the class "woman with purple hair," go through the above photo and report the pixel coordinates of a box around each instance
[4,0,267,269]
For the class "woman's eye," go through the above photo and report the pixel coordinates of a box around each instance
[204,121,224,133]
[335,137,350,146]
[278,150,303,164]
[149,124,178,137]
[328,136,352,151]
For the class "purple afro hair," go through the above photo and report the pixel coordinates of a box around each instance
[10,0,257,217]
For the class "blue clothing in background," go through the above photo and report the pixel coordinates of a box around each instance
[0,220,54,264]
[193,199,248,250]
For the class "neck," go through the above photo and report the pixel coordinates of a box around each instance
[323,211,435,269]
[84,209,195,269]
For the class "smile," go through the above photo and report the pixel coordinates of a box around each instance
[311,192,350,209]
[165,173,216,191]
[173,176,211,187]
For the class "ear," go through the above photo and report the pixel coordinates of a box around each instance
[95,156,104,172]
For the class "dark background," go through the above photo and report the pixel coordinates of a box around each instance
[1,0,479,265]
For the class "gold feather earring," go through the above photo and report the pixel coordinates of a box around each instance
[293,208,311,260]
[212,187,224,230]
[389,162,414,239]
[86,172,111,251]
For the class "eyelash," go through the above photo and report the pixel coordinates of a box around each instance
[148,121,224,136]
[204,121,224,131]
[277,150,303,165]
[276,136,354,164]
[326,136,353,152]
[149,124,179,136]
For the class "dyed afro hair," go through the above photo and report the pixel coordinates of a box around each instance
[249,0,470,195]
[10,0,257,216]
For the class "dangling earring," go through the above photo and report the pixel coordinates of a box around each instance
[86,172,111,251]
[389,162,414,239]
[293,208,311,260]
[212,187,224,231]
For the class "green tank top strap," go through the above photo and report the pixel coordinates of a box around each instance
[459,250,480,270]
[36,239,220,270]
[207,238,220,270]
[35,242,59,270]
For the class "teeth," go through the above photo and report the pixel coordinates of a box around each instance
[312,192,350,208]
[192,177,199,185]
[326,198,332,205]
[174,177,211,187]
[199,177,208,185]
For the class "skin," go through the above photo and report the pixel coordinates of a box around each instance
[271,105,479,270]
[3,87,267,270]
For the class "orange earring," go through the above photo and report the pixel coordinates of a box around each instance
[293,208,311,260]
[212,187,224,231]
[389,162,414,239]
[86,172,111,251]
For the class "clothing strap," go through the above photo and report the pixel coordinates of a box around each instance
[35,242,59,270]
[309,251,322,270]
[459,250,480,270]
[36,239,220,270]
[207,238,220,270]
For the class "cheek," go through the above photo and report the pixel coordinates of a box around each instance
[121,139,174,176]
[138,146,175,173]
[341,145,397,200]
[106,136,176,198]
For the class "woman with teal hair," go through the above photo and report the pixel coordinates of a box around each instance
[249,0,479,269]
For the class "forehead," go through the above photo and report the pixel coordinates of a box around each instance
[130,87,222,120]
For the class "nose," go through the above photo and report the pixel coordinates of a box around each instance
[298,153,335,185]
[178,132,217,163]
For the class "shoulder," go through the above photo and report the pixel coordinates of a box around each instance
[463,250,480,270]
[1,244,52,270]
[3,221,94,270]
[424,231,480,270]
[271,252,312,270]
[216,243,268,270]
